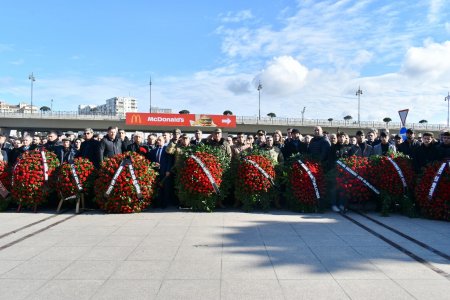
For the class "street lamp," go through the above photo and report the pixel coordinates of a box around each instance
[356,86,363,127]
[445,92,450,127]
[51,99,53,112]
[28,72,35,113]
[257,81,262,120]
[149,76,152,113]
[301,106,306,125]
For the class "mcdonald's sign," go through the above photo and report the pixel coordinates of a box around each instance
[127,114,143,124]
[126,112,236,127]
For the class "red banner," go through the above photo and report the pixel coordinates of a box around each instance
[126,113,236,128]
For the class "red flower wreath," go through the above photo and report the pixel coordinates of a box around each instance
[57,157,96,200]
[178,151,223,211]
[95,151,157,213]
[0,161,12,211]
[415,161,450,221]
[336,156,375,204]
[11,149,59,208]
[235,153,276,211]
[370,154,415,215]
[287,159,326,212]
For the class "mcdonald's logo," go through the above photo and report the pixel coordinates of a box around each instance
[129,114,142,124]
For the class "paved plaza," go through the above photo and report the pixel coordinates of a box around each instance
[0,209,449,300]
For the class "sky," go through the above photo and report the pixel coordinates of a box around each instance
[1,0,450,125]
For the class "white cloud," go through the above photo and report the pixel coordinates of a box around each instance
[0,44,13,53]
[402,41,450,80]
[253,56,308,96]
[9,59,24,65]
[219,10,254,23]
[226,79,251,95]
[428,0,445,23]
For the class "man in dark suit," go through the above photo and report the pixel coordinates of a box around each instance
[149,136,173,208]
[18,135,37,156]
[77,128,100,168]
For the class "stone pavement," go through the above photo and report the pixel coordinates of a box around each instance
[0,210,449,300]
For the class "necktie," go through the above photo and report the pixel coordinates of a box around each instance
[157,148,162,163]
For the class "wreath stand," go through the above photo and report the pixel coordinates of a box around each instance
[57,193,85,214]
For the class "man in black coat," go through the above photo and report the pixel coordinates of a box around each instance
[126,131,149,156]
[397,128,420,159]
[282,128,307,160]
[55,138,77,165]
[437,131,450,160]
[98,126,122,163]
[414,132,440,173]
[77,128,101,168]
[44,131,62,153]
[308,126,331,163]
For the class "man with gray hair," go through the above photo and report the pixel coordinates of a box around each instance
[126,131,149,156]
[77,128,100,168]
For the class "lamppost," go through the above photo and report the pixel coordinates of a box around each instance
[28,72,35,113]
[51,99,53,112]
[356,86,363,127]
[301,106,306,125]
[257,81,262,120]
[149,76,152,113]
[445,92,450,127]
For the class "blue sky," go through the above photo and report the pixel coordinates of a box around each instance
[1,0,450,125]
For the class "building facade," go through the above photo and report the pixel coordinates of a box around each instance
[78,97,138,116]
[0,101,37,113]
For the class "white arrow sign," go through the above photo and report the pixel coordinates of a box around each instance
[221,118,231,124]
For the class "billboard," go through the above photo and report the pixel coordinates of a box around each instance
[126,113,236,128]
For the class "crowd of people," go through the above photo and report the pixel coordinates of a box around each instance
[1,125,449,211]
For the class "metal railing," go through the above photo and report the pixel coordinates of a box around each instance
[235,116,447,131]
[0,111,447,131]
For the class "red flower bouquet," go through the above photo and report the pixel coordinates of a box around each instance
[95,151,157,213]
[0,161,11,211]
[177,147,225,212]
[336,156,378,205]
[285,157,326,212]
[371,154,415,216]
[415,161,450,221]
[11,149,59,210]
[57,157,96,200]
[235,152,276,211]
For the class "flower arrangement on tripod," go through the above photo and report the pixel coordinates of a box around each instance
[370,153,415,216]
[335,156,377,205]
[415,160,450,221]
[57,157,96,200]
[285,155,326,212]
[95,151,157,213]
[0,161,11,211]
[235,150,276,211]
[11,149,59,210]
[176,144,229,212]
